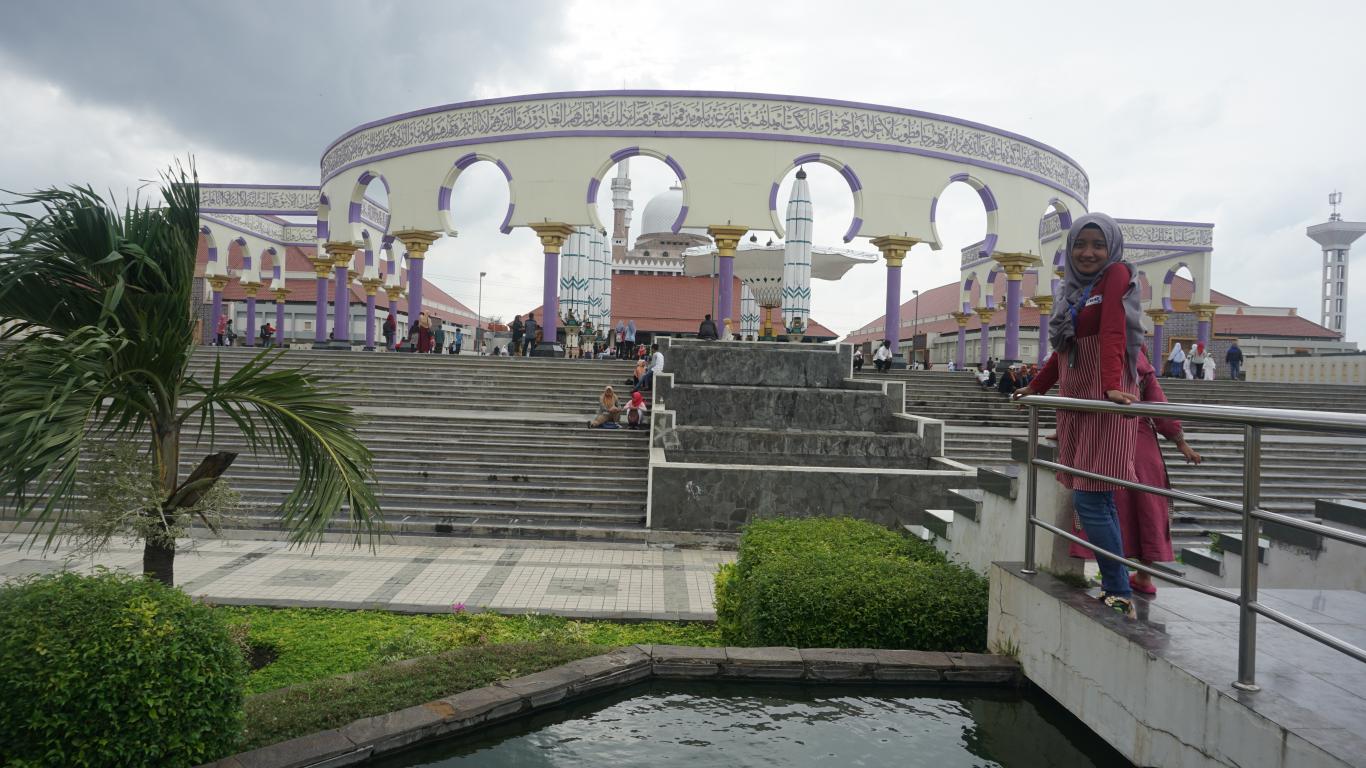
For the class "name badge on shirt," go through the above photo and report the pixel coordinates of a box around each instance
[1084,295,1103,307]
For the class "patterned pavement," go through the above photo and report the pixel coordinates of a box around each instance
[0,538,733,620]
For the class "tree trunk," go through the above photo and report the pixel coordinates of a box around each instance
[143,424,180,586]
[142,537,175,585]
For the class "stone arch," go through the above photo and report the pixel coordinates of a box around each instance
[586,147,689,232]
[766,153,865,243]
[348,171,392,241]
[1162,263,1197,312]
[927,173,1001,256]
[438,152,516,236]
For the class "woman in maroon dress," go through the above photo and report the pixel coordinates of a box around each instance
[1059,351,1204,595]
[1016,213,1146,616]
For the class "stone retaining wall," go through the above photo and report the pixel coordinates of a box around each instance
[200,646,1020,768]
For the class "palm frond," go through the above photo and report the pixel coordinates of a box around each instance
[179,349,383,547]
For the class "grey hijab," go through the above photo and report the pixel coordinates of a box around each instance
[1048,212,1144,381]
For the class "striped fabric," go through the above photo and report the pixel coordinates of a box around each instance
[1055,335,1139,491]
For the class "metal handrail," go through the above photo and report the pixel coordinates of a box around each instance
[1018,394,1366,693]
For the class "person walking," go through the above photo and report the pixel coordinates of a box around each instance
[1190,343,1207,379]
[215,313,228,346]
[697,313,719,340]
[453,326,464,355]
[615,322,626,358]
[1225,340,1244,381]
[523,312,539,356]
[510,314,525,356]
[1166,342,1185,379]
[383,309,397,350]
[417,311,433,353]
[434,317,446,355]
[1014,212,1144,617]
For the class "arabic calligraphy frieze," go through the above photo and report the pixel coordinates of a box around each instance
[201,186,319,213]
[322,96,1088,200]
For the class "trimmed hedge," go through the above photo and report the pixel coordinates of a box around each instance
[716,517,987,651]
[0,570,246,768]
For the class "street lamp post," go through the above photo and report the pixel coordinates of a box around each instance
[477,271,486,354]
[911,289,920,369]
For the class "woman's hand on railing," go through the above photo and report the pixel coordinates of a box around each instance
[1105,389,1138,405]
[1176,438,1203,465]
[1011,388,1030,409]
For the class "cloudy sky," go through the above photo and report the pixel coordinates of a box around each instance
[2,0,1363,340]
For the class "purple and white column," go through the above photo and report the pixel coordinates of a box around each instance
[1003,278,1022,361]
[955,319,967,370]
[333,261,350,343]
[313,261,329,345]
[242,254,257,347]
[541,248,558,350]
[1151,319,1165,364]
[978,313,992,369]
[717,254,734,330]
[884,263,902,360]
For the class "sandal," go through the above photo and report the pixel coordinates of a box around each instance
[1100,594,1137,618]
[1129,575,1157,595]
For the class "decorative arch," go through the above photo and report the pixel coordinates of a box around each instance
[927,173,1001,257]
[766,153,865,243]
[1162,263,1197,312]
[586,147,689,233]
[316,193,331,243]
[438,152,516,235]
[348,170,391,241]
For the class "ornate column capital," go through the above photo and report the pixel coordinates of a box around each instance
[951,311,974,328]
[869,235,919,268]
[992,252,1041,280]
[324,241,358,267]
[308,255,334,278]
[359,277,383,297]
[528,222,577,254]
[1145,308,1170,325]
[272,288,290,302]
[383,285,406,303]
[974,306,996,324]
[392,229,441,259]
[1188,302,1219,322]
[706,225,750,256]
[241,284,259,298]
[207,275,230,292]
[1032,295,1055,315]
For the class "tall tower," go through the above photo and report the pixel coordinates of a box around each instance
[611,159,632,262]
[1307,192,1366,337]
[781,167,813,329]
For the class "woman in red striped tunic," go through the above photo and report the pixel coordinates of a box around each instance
[1015,212,1145,616]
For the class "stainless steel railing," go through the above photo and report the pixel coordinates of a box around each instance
[1017,394,1366,691]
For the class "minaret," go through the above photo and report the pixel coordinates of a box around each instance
[559,227,591,320]
[781,167,813,330]
[1307,192,1366,337]
[740,284,759,340]
[611,159,632,262]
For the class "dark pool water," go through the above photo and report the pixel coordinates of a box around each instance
[373,681,1132,767]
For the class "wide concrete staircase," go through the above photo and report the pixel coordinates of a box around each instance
[6,348,676,545]
[857,368,1366,546]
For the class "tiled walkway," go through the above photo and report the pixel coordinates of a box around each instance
[0,538,733,620]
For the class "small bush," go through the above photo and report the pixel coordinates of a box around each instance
[717,517,987,651]
[0,570,247,767]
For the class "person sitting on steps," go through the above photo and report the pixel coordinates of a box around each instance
[633,343,664,393]
[625,390,649,429]
[589,386,621,428]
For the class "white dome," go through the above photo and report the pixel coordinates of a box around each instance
[640,186,683,235]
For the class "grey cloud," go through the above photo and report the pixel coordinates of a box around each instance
[0,0,566,172]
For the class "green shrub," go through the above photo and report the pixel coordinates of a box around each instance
[717,517,987,651]
[0,570,247,767]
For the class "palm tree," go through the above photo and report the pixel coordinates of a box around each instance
[0,162,381,585]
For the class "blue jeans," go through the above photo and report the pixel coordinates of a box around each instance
[1073,490,1131,597]
[1229,362,1241,380]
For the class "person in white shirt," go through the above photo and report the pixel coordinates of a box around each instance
[873,341,893,372]
[634,343,664,393]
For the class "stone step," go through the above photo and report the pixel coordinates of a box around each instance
[202,512,657,544]
[194,472,648,502]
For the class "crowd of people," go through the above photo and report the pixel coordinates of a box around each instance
[1164,341,1244,380]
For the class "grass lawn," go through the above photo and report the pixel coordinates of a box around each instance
[218,606,722,753]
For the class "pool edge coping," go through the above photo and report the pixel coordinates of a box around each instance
[200,646,1022,768]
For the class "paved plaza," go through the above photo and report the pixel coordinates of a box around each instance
[0,537,732,621]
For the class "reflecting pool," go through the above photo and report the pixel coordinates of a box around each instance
[374,681,1131,767]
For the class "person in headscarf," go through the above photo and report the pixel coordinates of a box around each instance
[589,386,621,428]
[1065,350,1203,595]
[615,321,626,358]
[625,389,649,429]
[1014,212,1143,617]
[417,311,433,353]
[1167,342,1185,379]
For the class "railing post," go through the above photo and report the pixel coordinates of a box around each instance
[1234,424,1262,692]
[1022,404,1039,575]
